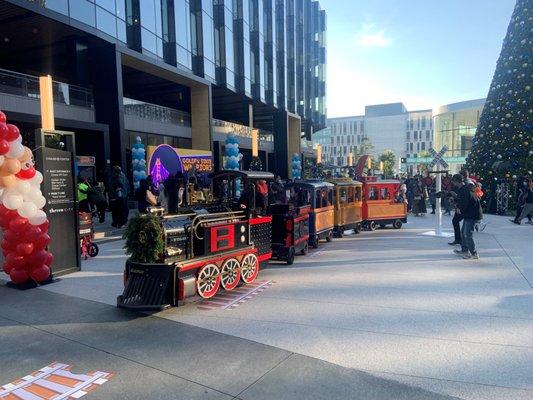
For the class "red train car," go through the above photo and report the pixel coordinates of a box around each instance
[269,203,310,264]
[361,177,407,230]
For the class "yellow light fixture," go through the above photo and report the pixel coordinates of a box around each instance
[251,129,258,157]
[316,144,322,163]
[380,161,384,171]
[348,153,353,167]
[39,75,55,130]
[366,157,372,169]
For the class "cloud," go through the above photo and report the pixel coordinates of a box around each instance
[355,24,391,48]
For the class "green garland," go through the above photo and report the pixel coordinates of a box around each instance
[123,214,165,263]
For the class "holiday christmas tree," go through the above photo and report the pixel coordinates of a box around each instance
[466,0,532,187]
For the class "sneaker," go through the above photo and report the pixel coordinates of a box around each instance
[462,253,472,259]
[454,249,467,255]
[510,219,520,225]
[471,253,479,259]
[448,241,461,246]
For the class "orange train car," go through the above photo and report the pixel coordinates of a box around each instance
[327,178,363,237]
[361,177,407,230]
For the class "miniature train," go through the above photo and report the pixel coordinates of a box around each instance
[118,171,407,309]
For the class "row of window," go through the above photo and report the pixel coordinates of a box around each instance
[407,115,432,130]
[406,130,433,141]
[330,120,365,135]
[406,142,432,152]
[33,0,325,118]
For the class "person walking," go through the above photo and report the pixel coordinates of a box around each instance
[448,174,470,246]
[87,181,107,223]
[109,166,129,228]
[512,179,533,225]
[453,177,483,259]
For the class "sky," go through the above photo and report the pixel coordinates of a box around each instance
[319,0,516,117]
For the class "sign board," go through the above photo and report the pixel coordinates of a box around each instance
[428,147,449,170]
[147,145,212,186]
[35,130,80,276]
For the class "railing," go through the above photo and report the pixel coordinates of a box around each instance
[123,98,191,127]
[212,118,274,142]
[0,68,94,108]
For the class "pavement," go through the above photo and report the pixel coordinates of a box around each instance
[1,213,532,399]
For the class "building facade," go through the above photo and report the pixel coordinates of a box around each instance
[405,109,433,158]
[0,0,326,180]
[433,98,485,173]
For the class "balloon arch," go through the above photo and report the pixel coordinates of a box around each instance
[0,110,53,285]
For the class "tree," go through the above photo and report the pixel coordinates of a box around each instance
[379,150,396,178]
[466,0,533,186]
[418,150,431,174]
[352,136,375,166]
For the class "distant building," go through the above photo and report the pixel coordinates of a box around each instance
[318,99,482,174]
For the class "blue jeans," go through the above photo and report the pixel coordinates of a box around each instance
[461,219,480,254]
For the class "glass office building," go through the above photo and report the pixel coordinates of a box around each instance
[0,0,326,176]
[433,99,485,172]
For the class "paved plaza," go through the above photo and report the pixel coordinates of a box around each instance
[1,214,532,399]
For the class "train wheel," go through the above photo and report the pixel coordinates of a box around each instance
[311,236,319,248]
[354,223,361,234]
[393,219,403,229]
[196,264,221,298]
[334,228,344,238]
[326,231,333,242]
[286,247,295,265]
[368,221,377,231]
[241,254,259,284]
[220,258,241,290]
[301,241,309,255]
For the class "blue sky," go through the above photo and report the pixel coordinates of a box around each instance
[320,0,516,117]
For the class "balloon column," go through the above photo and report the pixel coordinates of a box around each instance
[0,110,53,285]
[291,153,302,180]
[225,133,242,196]
[131,136,147,189]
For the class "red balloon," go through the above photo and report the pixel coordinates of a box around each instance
[0,139,9,155]
[3,262,14,274]
[44,252,53,267]
[16,242,34,256]
[10,268,29,284]
[5,252,26,270]
[1,238,16,252]
[30,265,50,282]
[15,166,36,180]
[39,220,50,233]
[0,111,6,123]
[5,124,20,141]
[34,233,51,250]
[2,229,17,243]
[0,122,7,139]
[9,217,29,233]
[27,249,48,268]
[24,226,42,242]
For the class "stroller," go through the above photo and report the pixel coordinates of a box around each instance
[79,211,99,259]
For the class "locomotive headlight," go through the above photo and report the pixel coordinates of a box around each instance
[240,226,246,233]
[241,235,246,243]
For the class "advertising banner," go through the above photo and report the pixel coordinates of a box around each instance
[147,145,212,186]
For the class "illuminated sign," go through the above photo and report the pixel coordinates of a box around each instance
[147,145,212,186]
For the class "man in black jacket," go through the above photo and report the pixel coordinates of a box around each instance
[452,174,483,259]
[448,174,469,245]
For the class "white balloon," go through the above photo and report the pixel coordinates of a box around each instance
[14,180,31,195]
[33,195,46,209]
[14,136,22,144]
[29,210,47,226]
[18,201,38,219]
[30,171,43,186]
[3,193,24,210]
[7,142,24,158]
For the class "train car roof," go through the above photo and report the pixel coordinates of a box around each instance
[209,170,275,180]
[286,180,335,189]
[327,178,363,187]
[364,180,401,184]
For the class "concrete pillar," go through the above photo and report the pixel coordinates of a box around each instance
[90,44,124,169]
[191,85,212,152]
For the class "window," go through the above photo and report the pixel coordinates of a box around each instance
[339,188,347,204]
[410,143,413,151]
[96,7,117,37]
[369,186,378,200]
[343,123,347,133]
[354,122,358,134]
[406,132,410,140]
[406,143,409,151]
[417,142,420,151]
[360,121,364,133]
[421,142,426,150]
[315,190,321,209]
[414,132,418,140]
[347,187,355,203]
[70,0,96,27]
[381,187,390,200]
[422,116,426,129]
[355,187,362,202]
[426,130,430,140]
